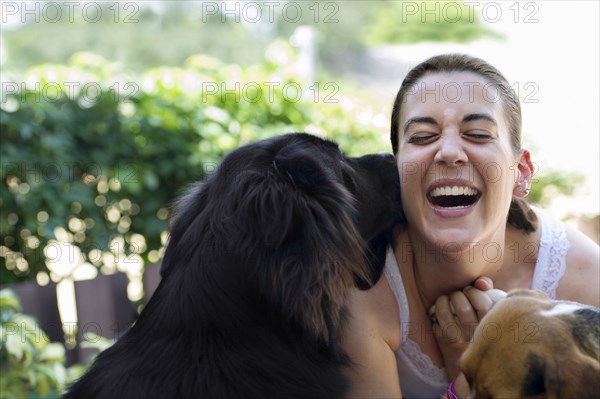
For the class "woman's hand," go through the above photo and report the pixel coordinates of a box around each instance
[431,277,496,379]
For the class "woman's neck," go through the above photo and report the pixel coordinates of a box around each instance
[406,229,507,309]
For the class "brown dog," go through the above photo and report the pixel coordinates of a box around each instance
[461,289,600,399]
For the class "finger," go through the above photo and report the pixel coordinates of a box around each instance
[431,295,461,344]
[473,276,494,291]
[463,286,494,321]
[449,291,478,339]
[433,295,456,325]
[450,291,478,325]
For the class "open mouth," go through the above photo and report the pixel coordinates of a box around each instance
[427,186,481,209]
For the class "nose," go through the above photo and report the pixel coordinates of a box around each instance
[377,152,396,160]
[434,136,468,166]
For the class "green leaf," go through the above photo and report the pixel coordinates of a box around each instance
[39,343,66,362]
[0,290,21,314]
[5,332,27,362]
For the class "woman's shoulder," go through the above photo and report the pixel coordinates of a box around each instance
[559,223,600,306]
[341,277,403,398]
[346,272,401,351]
[530,207,600,306]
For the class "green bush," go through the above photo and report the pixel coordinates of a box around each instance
[0,289,110,398]
[1,46,585,285]
[528,170,585,208]
[0,48,388,284]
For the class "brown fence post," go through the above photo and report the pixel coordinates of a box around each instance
[73,272,136,364]
[142,264,162,304]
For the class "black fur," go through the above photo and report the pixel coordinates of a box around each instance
[64,133,402,399]
[571,307,600,360]
[521,353,549,397]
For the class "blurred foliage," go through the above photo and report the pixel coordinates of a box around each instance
[0,289,109,398]
[3,1,500,71]
[0,48,389,284]
[528,170,586,208]
[362,1,504,44]
[0,45,589,284]
[3,2,258,71]
[0,4,582,284]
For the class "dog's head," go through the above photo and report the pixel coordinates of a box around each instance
[161,133,402,343]
[461,289,600,399]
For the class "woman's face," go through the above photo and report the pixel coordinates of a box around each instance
[396,72,521,248]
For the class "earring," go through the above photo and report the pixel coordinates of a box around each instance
[517,184,530,196]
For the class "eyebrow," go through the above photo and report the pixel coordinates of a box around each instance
[403,116,437,133]
[403,113,497,133]
[462,113,497,125]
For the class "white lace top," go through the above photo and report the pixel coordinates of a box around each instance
[384,210,570,399]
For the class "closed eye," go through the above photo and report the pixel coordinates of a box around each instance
[407,134,437,144]
[464,131,494,141]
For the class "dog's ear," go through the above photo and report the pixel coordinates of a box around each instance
[523,350,600,399]
[242,145,369,343]
[541,356,600,399]
[272,144,338,191]
[558,361,600,399]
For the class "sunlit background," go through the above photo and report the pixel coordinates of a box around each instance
[3,1,598,215]
[382,2,600,219]
[0,1,598,395]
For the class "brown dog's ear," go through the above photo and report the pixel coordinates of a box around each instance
[530,348,600,399]
[556,357,600,399]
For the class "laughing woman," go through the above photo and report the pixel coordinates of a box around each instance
[342,54,600,398]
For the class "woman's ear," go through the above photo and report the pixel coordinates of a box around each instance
[513,149,535,197]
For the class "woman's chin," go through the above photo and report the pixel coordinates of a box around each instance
[420,208,488,248]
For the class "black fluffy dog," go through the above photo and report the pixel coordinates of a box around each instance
[64,133,402,399]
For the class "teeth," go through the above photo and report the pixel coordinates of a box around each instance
[430,186,478,197]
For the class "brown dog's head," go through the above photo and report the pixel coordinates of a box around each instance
[461,289,600,399]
